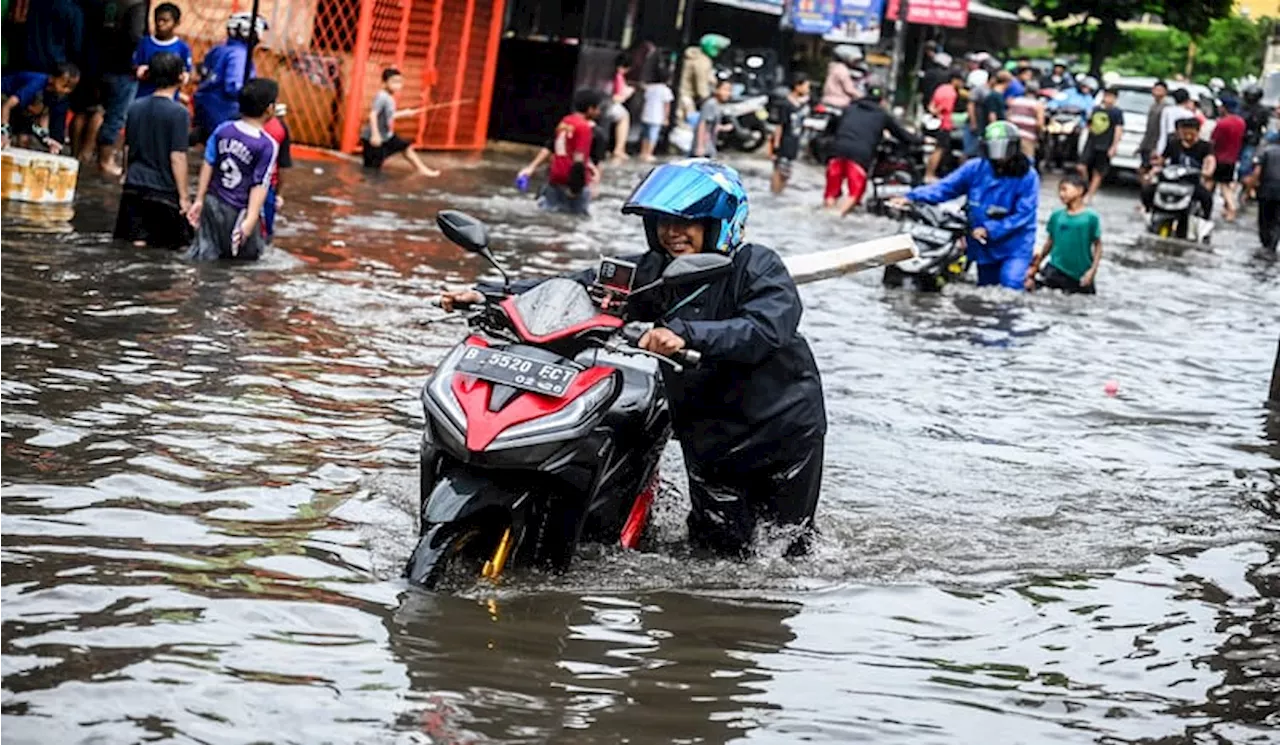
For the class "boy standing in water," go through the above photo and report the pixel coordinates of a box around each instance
[1026,172,1103,293]
[638,65,673,162]
[360,67,439,177]
[132,3,193,99]
[115,52,191,249]
[770,72,810,195]
[186,78,279,261]
[694,79,732,158]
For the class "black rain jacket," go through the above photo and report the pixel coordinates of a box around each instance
[831,99,919,169]
[496,244,827,472]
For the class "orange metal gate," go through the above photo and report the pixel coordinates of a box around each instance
[174,0,505,151]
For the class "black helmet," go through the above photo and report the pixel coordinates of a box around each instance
[1244,85,1263,104]
[1175,115,1202,131]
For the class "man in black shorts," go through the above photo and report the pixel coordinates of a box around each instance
[771,72,810,194]
[1079,86,1124,202]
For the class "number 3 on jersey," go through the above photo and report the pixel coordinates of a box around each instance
[219,158,243,190]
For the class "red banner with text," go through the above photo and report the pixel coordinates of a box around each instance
[884,0,969,28]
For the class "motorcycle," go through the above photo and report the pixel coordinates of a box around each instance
[881,204,1010,291]
[1045,106,1083,170]
[803,102,842,163]
[864,136,925,216]
[717,94,771,152]
[1147,164,1214,244]
[882,202,971,291]
[407,211,731,589]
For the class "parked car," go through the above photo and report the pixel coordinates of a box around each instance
[1094,77,1218,178]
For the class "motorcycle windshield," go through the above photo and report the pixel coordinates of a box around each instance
[510,278,600,337]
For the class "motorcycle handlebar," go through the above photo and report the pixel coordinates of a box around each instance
[672,348,702,367]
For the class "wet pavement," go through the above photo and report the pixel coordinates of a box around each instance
[2,149,1279,744]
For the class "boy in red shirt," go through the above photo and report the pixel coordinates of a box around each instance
[262,102,293,241]
[516,89,604,215]
[1210,96,1246,221]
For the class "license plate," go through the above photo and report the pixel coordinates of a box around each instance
[802,117,828,129]
[910,225,954,244]
[456,347,578,397]
[876,183,912,197]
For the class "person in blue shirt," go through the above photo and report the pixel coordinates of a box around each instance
[1,64,81,152]
[133,3,194,99]
[891,121,1040,291]
[193,12,266,141]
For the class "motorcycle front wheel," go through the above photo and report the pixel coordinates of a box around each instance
[405,522,506,589]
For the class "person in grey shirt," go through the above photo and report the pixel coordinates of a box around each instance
[1138,79,1168,174]
[695,78,732,158]
[360,67,439,176]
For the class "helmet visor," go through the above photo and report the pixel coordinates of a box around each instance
[622,165,739,222]
[985,135,1016,160]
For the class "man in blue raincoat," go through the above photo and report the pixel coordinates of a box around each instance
[193,12,264,141]
[893,121,1040,290]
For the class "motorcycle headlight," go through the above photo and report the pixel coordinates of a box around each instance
[422,344,469,445]
[489,376,616,451]
[1047,122,1061,134]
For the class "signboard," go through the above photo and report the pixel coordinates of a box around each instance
[705,0,786,15]
[792,0,838,35]
[824,0,885,44]
[884,0,969,28]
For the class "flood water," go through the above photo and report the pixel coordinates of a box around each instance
[3,150,1279,744]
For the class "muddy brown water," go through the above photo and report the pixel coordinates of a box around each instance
[3,151,1278,744]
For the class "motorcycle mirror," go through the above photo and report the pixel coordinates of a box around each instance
[986,206,1010,219]
[661,253,733,286]
[436,209,510,289]
[437,209,490,254]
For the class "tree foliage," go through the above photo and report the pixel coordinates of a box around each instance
[989,0,1238,74]
[1104,16,1275,82]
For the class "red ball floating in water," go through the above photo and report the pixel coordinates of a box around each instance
[1104,380,1119,397]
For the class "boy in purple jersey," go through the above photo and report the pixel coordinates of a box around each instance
[133,3,194,99]
[186,78,279,261]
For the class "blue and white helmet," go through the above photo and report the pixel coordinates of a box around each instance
[621,160,749,255]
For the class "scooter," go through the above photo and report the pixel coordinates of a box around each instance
[864,137,925,216]
[1045,106,1083,170]
[717,95,771,152]
[1147,165,1214,244]
[407,211,730,589]
[882,202,971,291]
[803,102,842,163]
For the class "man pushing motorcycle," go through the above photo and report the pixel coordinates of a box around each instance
[442,160,827,558]
[889,121,1040,290]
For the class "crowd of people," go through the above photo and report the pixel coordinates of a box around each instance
[1,6,462,261]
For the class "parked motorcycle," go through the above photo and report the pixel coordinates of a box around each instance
[407,211,731,588]
[1045,106,1083,170]
[1147,165,1214,244]
[717,94,771,152]
[864,136,925,216]
[882,202,971,291]
[803,102,842,163]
